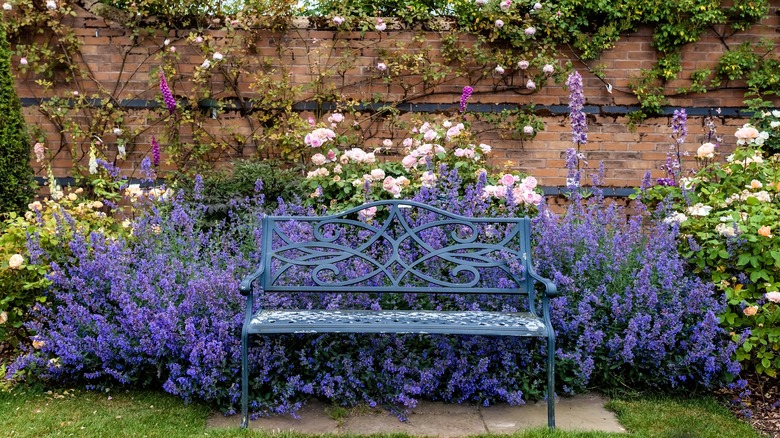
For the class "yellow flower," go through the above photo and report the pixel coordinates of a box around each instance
[758,226,773,238]
[32,339,45,349]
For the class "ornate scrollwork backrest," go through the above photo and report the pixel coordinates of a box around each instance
[261,200,533,296]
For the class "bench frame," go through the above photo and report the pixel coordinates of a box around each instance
[238,200,558,429]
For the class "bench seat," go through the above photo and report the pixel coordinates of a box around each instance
[249,309,548,336]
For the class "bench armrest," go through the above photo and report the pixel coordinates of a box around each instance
[239,265,264,296]
[528,269,558,298]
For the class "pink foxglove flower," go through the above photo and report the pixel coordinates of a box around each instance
[151,136,160,166]
[159,70,176,114]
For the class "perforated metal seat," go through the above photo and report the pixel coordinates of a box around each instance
[249,309,548,336]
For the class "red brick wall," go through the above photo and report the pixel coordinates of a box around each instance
[13,7,780,187]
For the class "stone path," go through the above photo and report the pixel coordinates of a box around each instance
[207,394,626,436]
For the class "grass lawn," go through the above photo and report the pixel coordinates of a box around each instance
[0,388,760,438]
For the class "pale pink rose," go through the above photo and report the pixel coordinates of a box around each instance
[521,176,538,189]
[421,171,437,188]
[526,80,536,90]
[332,16,345,25]
[402,155,418,169]
[370,168,386,181]
[333,164,342,174]
[311,153,326,165]
[542,64,554,75]
[499,0,511,11]
[382,176,396,191]
[328,113,344,124]
[495,19,504,28]
[697,142,715,159]
[735,125,760,145]
[359,206,377,222]
[423,129,438,142]
[383,139,393,148]
[517,60,529,70]
[326,149,336,161]
[377,62,387,72]
[478,143,492,154]
[402,138,413,148]
[766,291,780,304]
[524,27,536,36]
[446,126,462,139]
[500,174,515,186]
[494,65,505,75]
[523,126,534,135]
[744,306,758,316]
[454,148,466,158]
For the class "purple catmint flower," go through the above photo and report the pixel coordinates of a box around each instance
[671,108,687,144]
[151,136,160,167]
[159,70,176,114]
[566,71,587,146]
[460,86,473,114]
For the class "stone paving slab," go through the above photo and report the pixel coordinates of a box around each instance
[207,393,626,436]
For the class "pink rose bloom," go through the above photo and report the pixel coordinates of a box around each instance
[735,125,760,145]
[543,64,554,75]
[421,171,437,188]
[402,138,413,148]
[359,206,377,222]
[499,0,511,11]
[332,16,345,25]
[454,148,466,157]
[500,174,516,186]
[402,154,418,169]
[375,18,386,31]
[495,19,504,28]
[521,175,538,189]
[424,129,438,142]
[463,148,475,159]
[446,126,462,139]
[494,65,505,75]
[377,62,387,71]
[525,27,536,36]
[311,153,326,165]
[533,2,542,9]
[697,142,715,159]
[526,79,536,90]
[326,149,337,161]
[523,126,534,135]
[766,291,780,304]
[328,113,344,124]
[517,60,529,70]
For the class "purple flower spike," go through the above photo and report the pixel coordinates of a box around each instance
[151,136,160,167]
[160,70,176,114]
[460,86,473,114]
[566,71,587,146]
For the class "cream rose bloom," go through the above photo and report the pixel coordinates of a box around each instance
[8,254,24,269]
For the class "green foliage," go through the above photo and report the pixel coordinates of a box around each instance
[0,192,127,352]
[652,144,780,376]
[0,22,34,217]
[171,159,308,219]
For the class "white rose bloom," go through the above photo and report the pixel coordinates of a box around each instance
[716,223,738,238]
[686,203,712,216]
[663,212,688,225]
[8,253,24,269]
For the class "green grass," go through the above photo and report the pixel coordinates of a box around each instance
[0,388,760,438]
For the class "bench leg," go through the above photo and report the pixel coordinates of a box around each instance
[241,330,249,429]
[547,335,555,429]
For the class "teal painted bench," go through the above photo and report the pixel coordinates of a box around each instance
[238,200,558,428]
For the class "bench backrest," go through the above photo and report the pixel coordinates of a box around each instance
[260,200,535,299]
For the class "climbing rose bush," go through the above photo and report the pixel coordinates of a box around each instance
[302,116,541,213]
[654,140,780,377]
[6,165,737,416]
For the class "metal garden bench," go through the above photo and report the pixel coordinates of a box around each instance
[238,200,558,429]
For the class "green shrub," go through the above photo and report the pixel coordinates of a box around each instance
[172,159,308,220]
[0,21,34,217]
